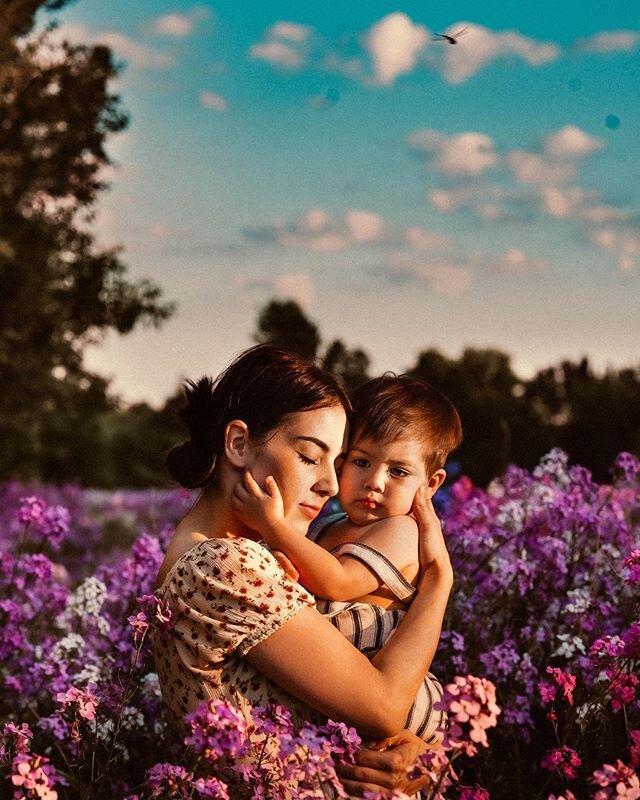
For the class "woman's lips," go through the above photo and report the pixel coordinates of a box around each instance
[299,503,321,519]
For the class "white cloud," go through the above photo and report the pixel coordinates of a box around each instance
[574,30,640,54]
[249,21,314,70]
[408,129,498,177]
[431,22,560,84]
[267,21,312,43]
[199,91,227,111]
[150,8,210,38]
[491,247,547,273]
[363,13,429,86]
[245,208,386,252]
[589,227,640,273]
[405,227,451,250]
[428,184,507,217]
[273,273,316,309]
[506,150,576,185]
[410,262,474,296]
[344,210,385,242]
[543,125,603,159]
[250,40,305,69]
[56,24,174,69]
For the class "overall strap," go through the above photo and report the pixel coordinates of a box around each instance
[307,511,347,542]
[330,542,417,602]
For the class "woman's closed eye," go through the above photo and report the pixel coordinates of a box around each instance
[297,452,319,465]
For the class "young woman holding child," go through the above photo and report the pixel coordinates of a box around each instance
[153,344,458,796]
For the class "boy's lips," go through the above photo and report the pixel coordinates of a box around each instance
[357,498,379,510]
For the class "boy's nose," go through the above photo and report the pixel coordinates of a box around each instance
[364,469,385,492]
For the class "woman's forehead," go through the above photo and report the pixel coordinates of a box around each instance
[282,406,347,449]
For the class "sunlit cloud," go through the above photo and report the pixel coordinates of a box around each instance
[506,125,604,185]
[244,208,386,251]
[574,30,640,54]
[199,91,227,111]
[542,126,604,159]
[245,209,453,255]
[249,21,314,69]
[55,23,174,69]
[390,258,475,296]
[363,13,430,86]
[428,22,560,84]
[589,227,640,274]
[428,184,509,220]
[149,7,210,38]
[490,247,547,273]
[539,186,627,223]
[407,130,498,177]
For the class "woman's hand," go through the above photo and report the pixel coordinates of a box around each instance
[411,486,452,577]
[336,729,430,796]
[231,471,285,538]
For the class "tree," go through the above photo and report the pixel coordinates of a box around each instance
[322,339,370,392]
[254,300,320,360]
[409,347,538,485]
[0,0,174,480]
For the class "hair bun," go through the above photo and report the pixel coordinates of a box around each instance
[165,441,216,489]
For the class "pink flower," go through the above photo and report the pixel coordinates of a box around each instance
[11,754,59,799]
[435,675,501,757]
[128,611,150,639]
[458,784,490,799]
[591,759,640,800]
[56,686,98,722]
[546,667,577,706]
[541,746,582,780]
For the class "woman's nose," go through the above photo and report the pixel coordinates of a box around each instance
[315,464,340,498]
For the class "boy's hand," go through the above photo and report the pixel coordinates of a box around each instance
[411,486,451,574]
[231,471,285,538]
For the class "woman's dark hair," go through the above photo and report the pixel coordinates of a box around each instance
[166,344,351,488]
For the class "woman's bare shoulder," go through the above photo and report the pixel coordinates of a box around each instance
[155,529,209,590]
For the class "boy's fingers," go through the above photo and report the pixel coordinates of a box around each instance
[243,470,262,497]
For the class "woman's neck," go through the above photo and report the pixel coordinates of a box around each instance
[188,484,262,542]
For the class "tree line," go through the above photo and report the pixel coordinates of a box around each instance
[1,1,638,488]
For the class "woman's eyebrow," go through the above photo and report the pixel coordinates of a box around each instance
[296,435,329,452]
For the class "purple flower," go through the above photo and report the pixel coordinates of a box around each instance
[18,496,46,526]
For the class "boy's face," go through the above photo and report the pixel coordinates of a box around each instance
[338,434,430,526]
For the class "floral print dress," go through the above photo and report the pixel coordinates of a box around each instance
[153,537,321,737]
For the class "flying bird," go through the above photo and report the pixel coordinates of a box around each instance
[432,27,468,45]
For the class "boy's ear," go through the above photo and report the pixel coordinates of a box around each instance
[424,468,446,499]
[224,420,250,468]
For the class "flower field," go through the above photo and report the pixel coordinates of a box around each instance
[0,450,638,799]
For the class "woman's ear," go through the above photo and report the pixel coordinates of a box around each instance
[424,468,446,499]
[224,420,250,468]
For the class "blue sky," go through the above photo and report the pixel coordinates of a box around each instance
[50,0,639,405]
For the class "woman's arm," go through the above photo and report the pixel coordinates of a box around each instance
[232,471,383,600]
[245,488,452,738]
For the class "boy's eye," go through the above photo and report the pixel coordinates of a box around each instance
[390,467,410,478]
[298,452,319,466]
[352,458,369,468]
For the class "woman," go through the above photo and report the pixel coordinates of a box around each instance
[153,344,453,796]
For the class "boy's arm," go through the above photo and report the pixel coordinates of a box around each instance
[231,471,382,600]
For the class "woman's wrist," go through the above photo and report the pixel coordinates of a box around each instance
[418,558,453,590]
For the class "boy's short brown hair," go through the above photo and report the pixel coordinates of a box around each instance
[350,374,463,474]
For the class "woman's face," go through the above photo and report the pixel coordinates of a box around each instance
[244,405,348,534]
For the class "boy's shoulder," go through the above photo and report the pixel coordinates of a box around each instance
[356,514,419,569]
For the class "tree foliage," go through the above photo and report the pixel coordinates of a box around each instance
[0,0,174,480]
